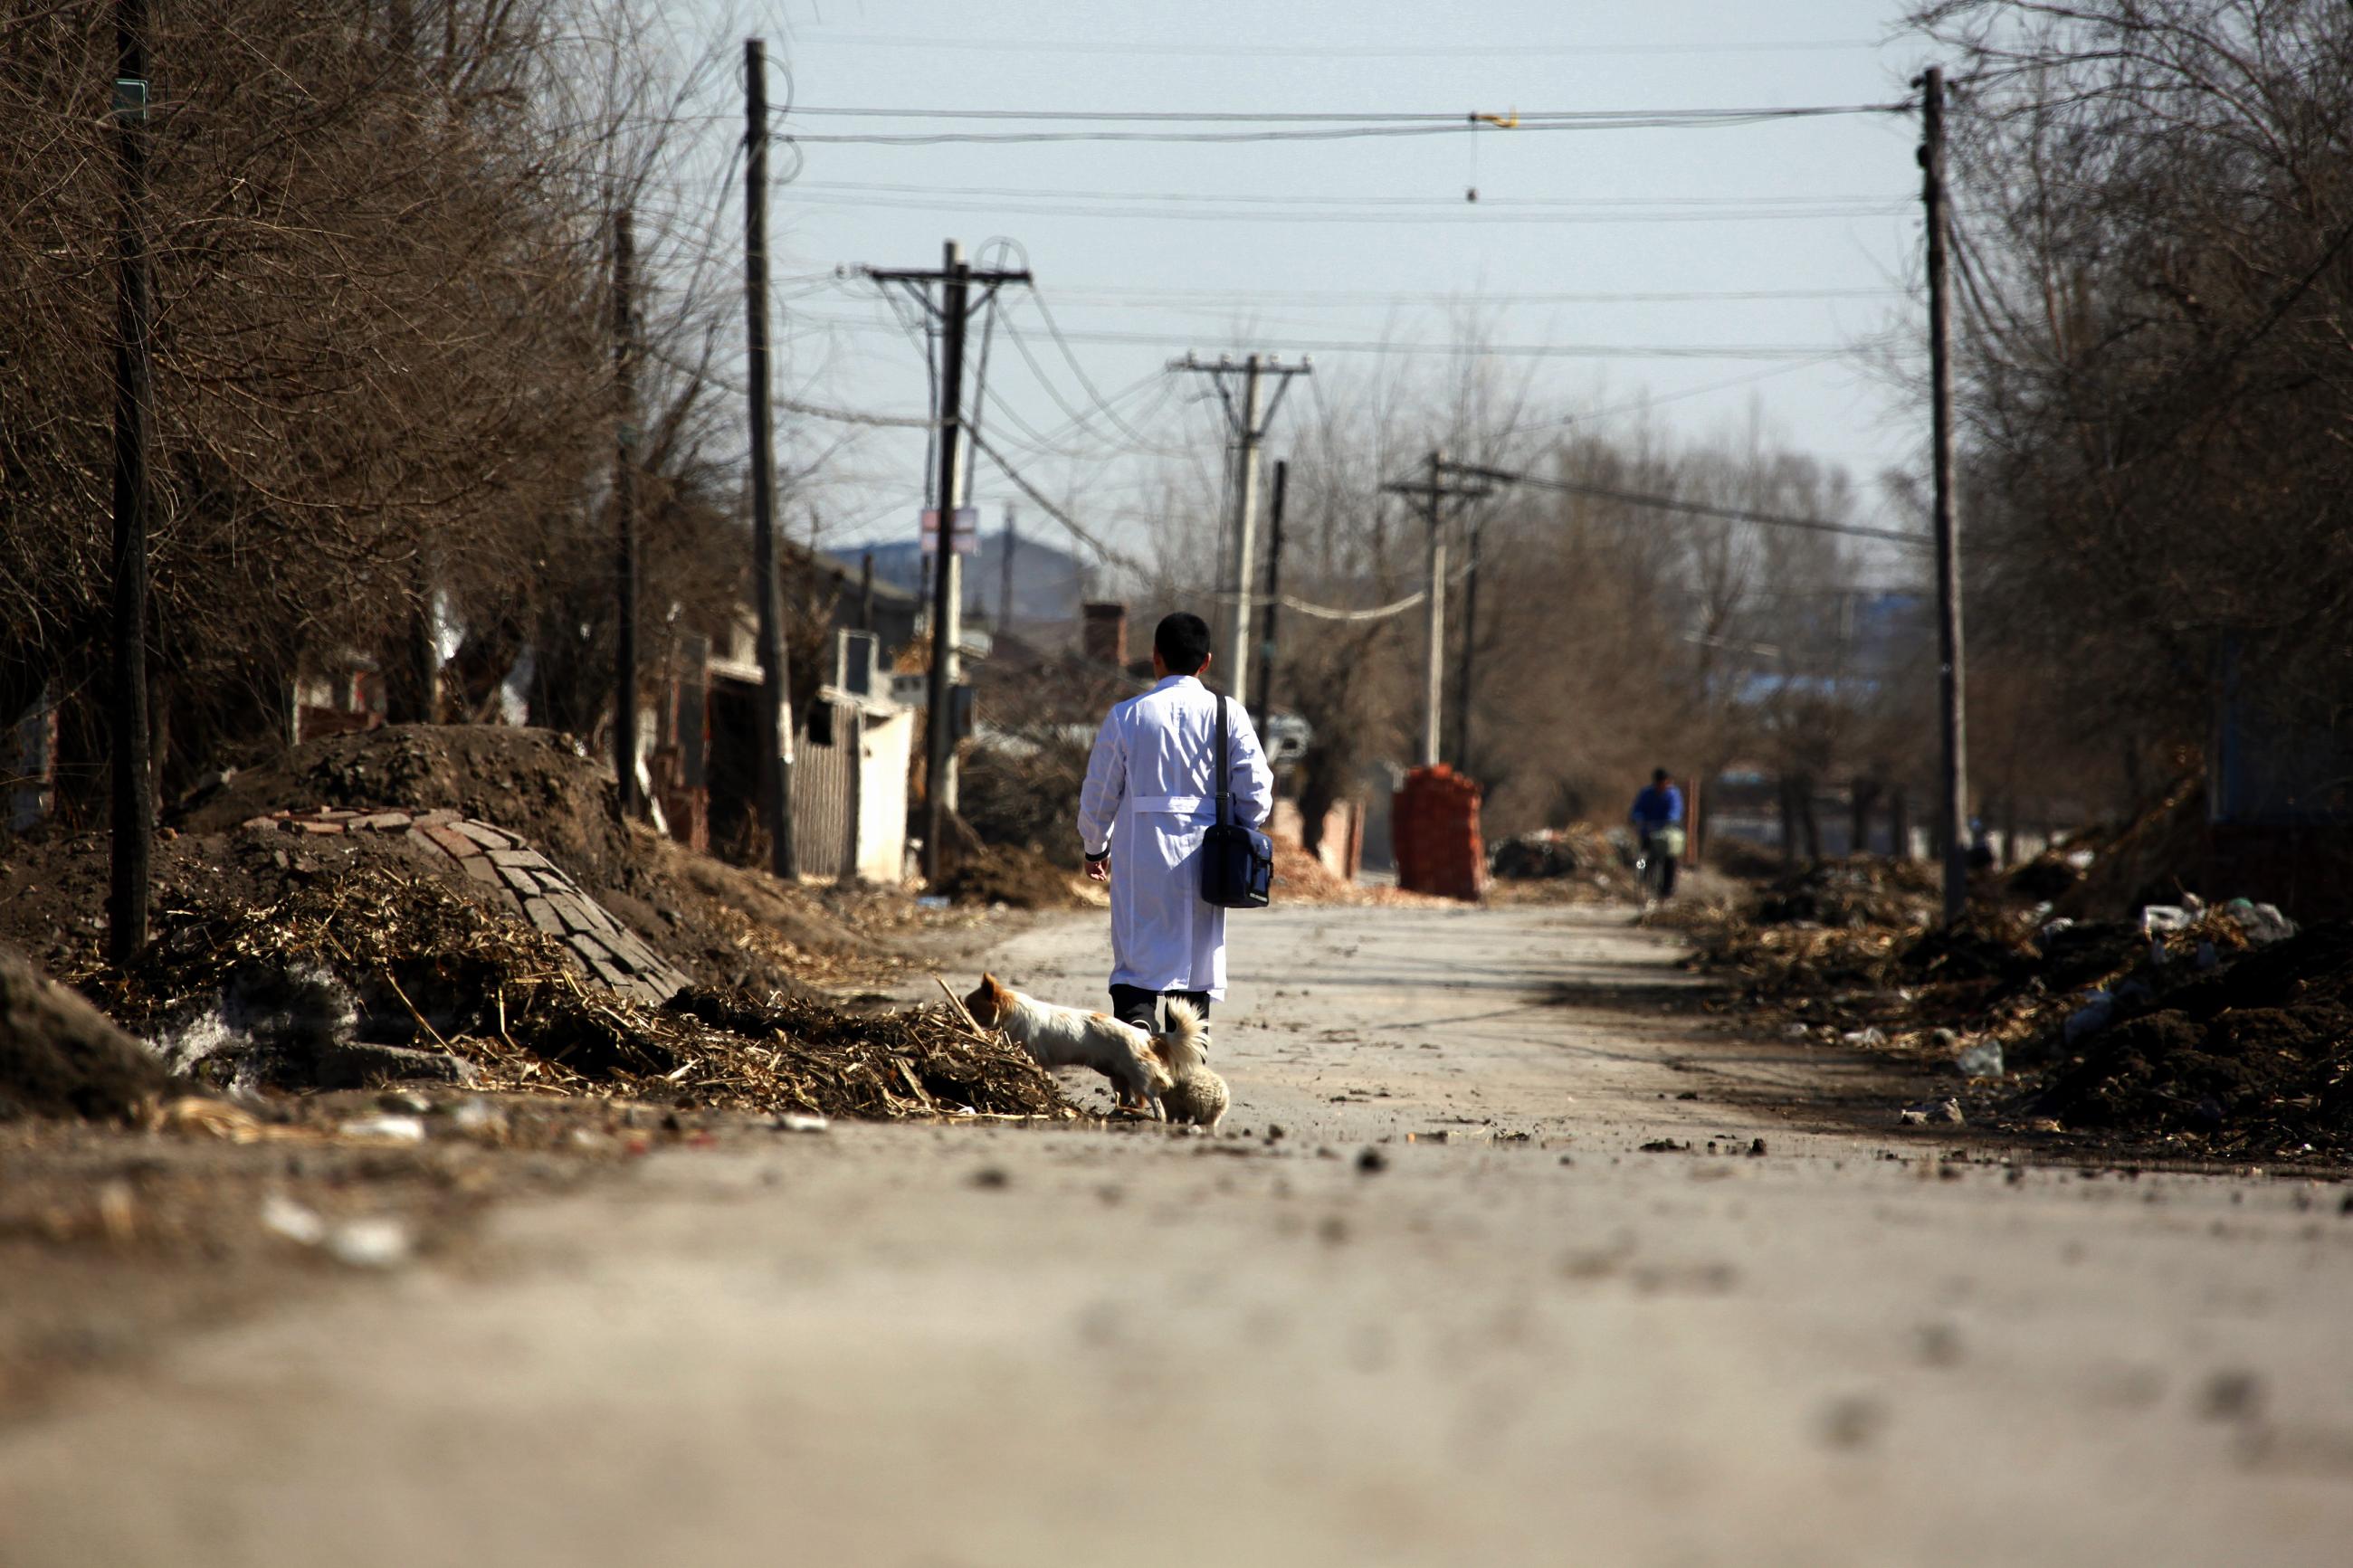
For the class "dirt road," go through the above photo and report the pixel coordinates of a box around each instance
[6,903,2352,1565]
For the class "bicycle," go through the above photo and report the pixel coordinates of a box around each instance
[1633,824,1684,903]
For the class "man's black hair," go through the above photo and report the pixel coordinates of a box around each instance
[1652,767,1671,784]
[1154,612,1213,676]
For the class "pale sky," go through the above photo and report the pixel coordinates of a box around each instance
[694,0,1942,569]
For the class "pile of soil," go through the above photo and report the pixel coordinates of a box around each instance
[180,726,630,887]
[161,724,907,996]
[2032,922,2353,1158]
[0,946,175,1124]
[932,841,1096,912]
[1271,841,1438,908]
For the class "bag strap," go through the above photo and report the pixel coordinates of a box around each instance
[1215,694,1232,829]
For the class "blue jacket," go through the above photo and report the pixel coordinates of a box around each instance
[1631,784,1683,831]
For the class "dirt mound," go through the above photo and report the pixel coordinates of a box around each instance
[65,851,1065,1120]
[157,723,910,997]
[2033,923,2353,1156]
[180,726,629,888]
[0,946,176,1123]
[933,841,1095,911]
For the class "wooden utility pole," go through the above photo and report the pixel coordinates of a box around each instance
[1253,458,1287,719]
[108,0,154,965]
[1920,65,1970,922]
[1167,353,1310,698]
[744,39,796,877]
[611,205,641,822]
[866,243,1030,881]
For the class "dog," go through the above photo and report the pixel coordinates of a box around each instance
[963,974,1169,1117]
[1149,998,1229,1133]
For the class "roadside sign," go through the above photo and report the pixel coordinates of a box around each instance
[920,507,979,556]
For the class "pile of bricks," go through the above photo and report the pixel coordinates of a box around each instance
[1392,765,1485,902]
[240,808,691,1008]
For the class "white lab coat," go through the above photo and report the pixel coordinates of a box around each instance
[1076,675,1274,999]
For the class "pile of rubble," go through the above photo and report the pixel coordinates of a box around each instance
[2,725,1072,1126]
[1487,824,1638,900]
[1675,849,2347,1157]
[62,855,1068,1121]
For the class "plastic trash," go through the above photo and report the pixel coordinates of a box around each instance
[338,1114,426,1144]
[775,1113,829,1134]
[2139,905,2195,934]
[2221,898,2298,946]
[1841,1028,1888,1048]
[2040,917,2077,945]
[261,1193,327,1247]
[2064,990,2117,1044]
[325,1218,413,1269]
[916,895,951,910]
[1956,1039,2005,1079]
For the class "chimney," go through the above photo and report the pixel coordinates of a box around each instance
[1081,602,1128,668]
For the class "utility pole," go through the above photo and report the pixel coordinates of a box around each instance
[998,504,1016,630]
[865,242,1030,881]
[1253,458,1287,719]
[1382,452,1494,770]
[1167,353,1310,698]
[108,0,153,965]
[611,204,641,822]
[1419,450,1444,769]
[1452,512,1484,772]
[744,38,795,878]
[1920,64,1970,923]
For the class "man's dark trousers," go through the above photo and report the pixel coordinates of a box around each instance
[1110,984,1210,1035]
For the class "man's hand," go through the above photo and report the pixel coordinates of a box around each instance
[1085,851,1110,884]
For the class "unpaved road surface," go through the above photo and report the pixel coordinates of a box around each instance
[7,904,2353,1566]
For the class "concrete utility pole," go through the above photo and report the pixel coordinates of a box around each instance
[998,504,1016,630]
[1253,458,1287,720]
[1382,451,1493,769]
[743,38,795,878]
[866,242,1030,881]
[610,205,641,822]
[1453,511,1483,773]
[1919,65,1970,923]
[1167,353,1310,701]
[108,0,154,965]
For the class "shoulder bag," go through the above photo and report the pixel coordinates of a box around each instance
[1200,694,1273,909]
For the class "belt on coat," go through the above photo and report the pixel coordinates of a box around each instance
[1128,794,1214,816]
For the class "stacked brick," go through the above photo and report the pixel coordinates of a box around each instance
[240,808,691,1007]
[1392,765,1485,902]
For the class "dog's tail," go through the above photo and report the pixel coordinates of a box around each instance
[1157,998,1210,1077]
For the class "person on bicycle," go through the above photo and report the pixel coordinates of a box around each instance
[1630,768,1685,898]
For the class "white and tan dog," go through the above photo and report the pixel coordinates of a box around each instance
[1149,999,1229,1133]
[964,974,1170,1117]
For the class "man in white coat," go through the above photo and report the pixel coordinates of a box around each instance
[1077,612,1274,1035]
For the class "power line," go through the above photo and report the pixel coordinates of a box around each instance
[788,194,1911,225]
[778,103,1912,146]
[799,33,1890,60]
[1443,461,1929,546]
[795,178,1908,210]
[789,310,1900,360]
[786,104,1901,124]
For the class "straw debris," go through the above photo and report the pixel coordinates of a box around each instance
[71,862,1072,1122]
